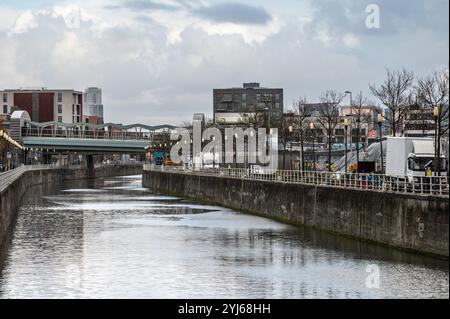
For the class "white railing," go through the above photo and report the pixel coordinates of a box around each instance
[0,166,27,193]
[1,162,145,193]
[0,164,60,193]
[143,164,449,197]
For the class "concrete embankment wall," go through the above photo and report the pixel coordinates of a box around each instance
[143,170,449,258]
[0,165,142,255]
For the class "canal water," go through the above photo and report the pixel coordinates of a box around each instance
[0,175,448,299]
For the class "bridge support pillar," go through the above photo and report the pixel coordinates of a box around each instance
[87,155,95,178]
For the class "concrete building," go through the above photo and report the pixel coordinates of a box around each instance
[213,82,283,126]
[83,87,104,124]
[0,88,83,123]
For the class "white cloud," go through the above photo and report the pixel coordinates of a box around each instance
[10,10,38,34]
[342,33,360,47]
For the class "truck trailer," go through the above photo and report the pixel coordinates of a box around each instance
[385,137,447,180]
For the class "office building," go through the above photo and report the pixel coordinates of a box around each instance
[213,82,283,126]
[83,87,104,124]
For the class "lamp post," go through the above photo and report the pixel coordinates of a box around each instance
[310,122,316,171]
[344,118,349,174]
[265,107,271,134]
[433,106,440,177]
[288,125,293,170]
[212,136,216,169]
[377,114,384,173]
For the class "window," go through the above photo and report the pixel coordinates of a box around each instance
[57,93,63,103]
[409,157,448,172]
[72,105,75,114]
[256,94,260,100]
[58,116,63,123]
[275,103,280,109]
[3,105,7,114]
[58,105,62,113]
[3,93,7,103]
[242,94,246,101]
[275,94,280,101]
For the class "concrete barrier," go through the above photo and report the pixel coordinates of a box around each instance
[0,164,142,257]
[143,170,449,258]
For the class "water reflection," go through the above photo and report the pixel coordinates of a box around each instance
[0,175,448,299]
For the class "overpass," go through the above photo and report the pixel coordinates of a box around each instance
[9,110,175,154]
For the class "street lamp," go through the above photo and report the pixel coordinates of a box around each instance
[288,125,293,170]
[265,107,271,134]
[344,118,349,174]
[433,106,440,176]
[377,113,384,173]
[310,122,316,171]
[212,136,216,169]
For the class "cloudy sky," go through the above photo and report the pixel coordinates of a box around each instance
[0,0,448,125]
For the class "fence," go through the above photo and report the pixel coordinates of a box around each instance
[143,164,449,197]
[0,162,144,193]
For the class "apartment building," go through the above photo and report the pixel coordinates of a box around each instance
[213,82,283,126]
[0,88,83,123]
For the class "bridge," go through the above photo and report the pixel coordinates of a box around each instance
[9,110,175,154]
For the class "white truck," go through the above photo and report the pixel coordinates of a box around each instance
[385,137,447,181]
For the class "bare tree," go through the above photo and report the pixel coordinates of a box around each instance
[239,105,265,128]
[317,90,345,171]
[369,68,415,136]
[351,92,375,164]
[292,97,312,170]
[416,68,449,174]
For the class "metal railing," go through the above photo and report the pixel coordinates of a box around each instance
[1,162,145,193]
[22,127,154,141]
[143,164,449,197]
[0,164,59,193]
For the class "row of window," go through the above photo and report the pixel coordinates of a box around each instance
[218,102,282,112]
[1,92,72,105]
[1,104,80,115]
[222,93,280,102]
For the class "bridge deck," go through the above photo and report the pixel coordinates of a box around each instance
[22,137,149,153]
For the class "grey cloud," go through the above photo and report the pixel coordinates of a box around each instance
[105,0,181,11]
[1,1,448,125]
[193,3,272,25]
[307,0,449,36]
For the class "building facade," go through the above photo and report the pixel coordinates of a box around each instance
[403,104,435,138]
[213,83,283,126]
[83,87,104,124]
[0,88,83,123]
